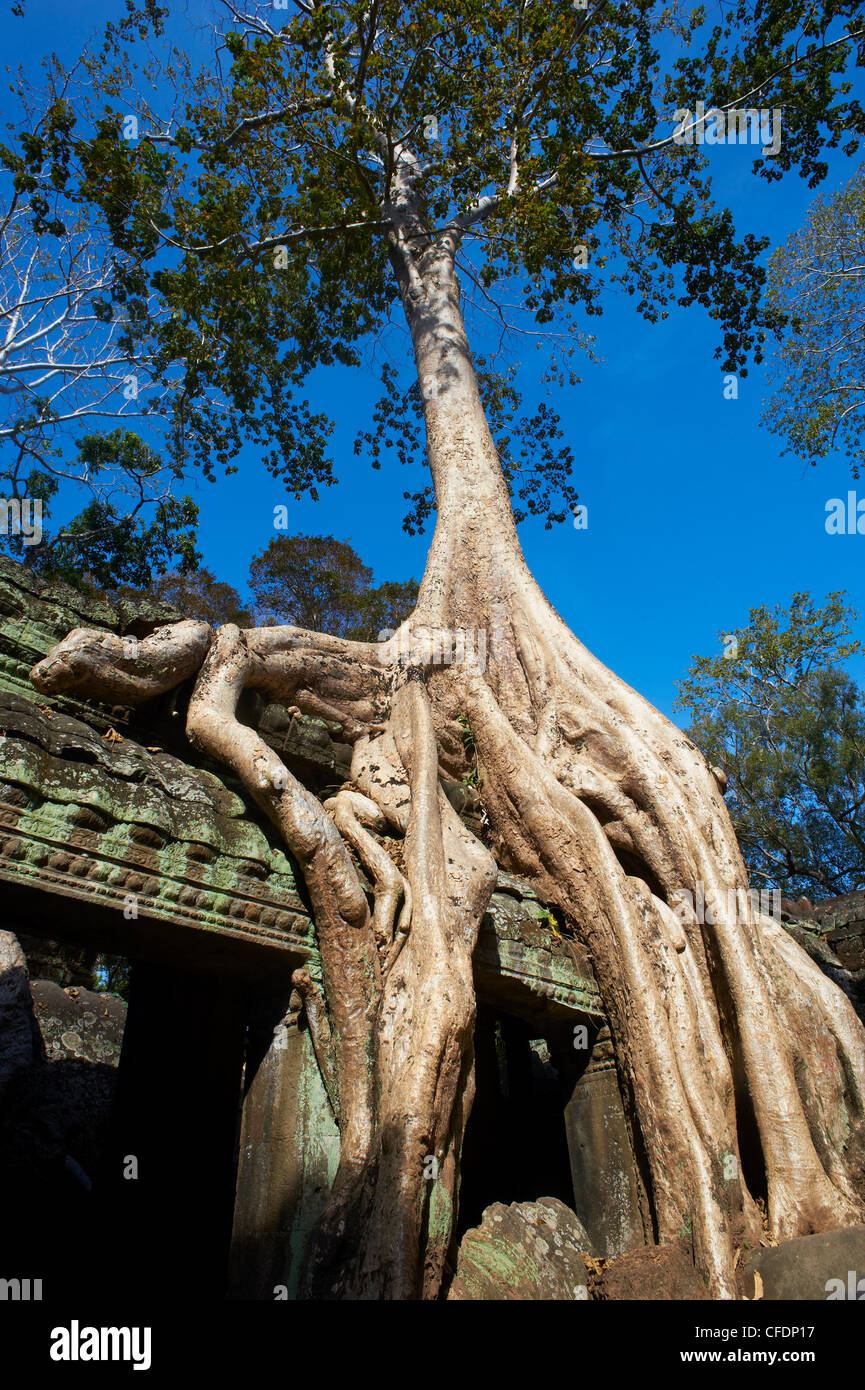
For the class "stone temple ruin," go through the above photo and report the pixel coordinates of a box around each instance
[1,554,863,1300]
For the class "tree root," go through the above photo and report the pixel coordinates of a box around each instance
[29,589,865,1301]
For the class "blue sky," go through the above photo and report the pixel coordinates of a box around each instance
[3,0,864,721]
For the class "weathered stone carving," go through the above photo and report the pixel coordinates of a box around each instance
[563,1024,649,1259]
[0,693,313,973]
[780,895,865,1022]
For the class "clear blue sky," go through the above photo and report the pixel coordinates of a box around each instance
[4,0,864,721]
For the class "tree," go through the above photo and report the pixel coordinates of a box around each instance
[0,61,234,584]
[3,429,201,591]
[355,576,422,642]
[27,0,865,1299]
[126,568,251,627]
[248,533,417,638]
[93,952,130,1001]
[677,592,865,900]
[0,180,201,583]
[763,164,865,474]
[0,162,160,467]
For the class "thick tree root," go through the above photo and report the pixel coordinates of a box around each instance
[458,583,865,1293]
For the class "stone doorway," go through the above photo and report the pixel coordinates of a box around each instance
[457,1003,648,1265]
[457,1005,581,1236]
[0,923,253,1302]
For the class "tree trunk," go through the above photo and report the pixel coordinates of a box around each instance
[30,238,865,1301]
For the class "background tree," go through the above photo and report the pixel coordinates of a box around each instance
[250,533,372,631]
[123,567,251,627]
[763,163,865,474]
[677,592,865,900]
[0,192,161,465]
[249,533,418,638]
[0,187,201,586]
[28,0,865,1300]
[0,60,230,584]
[3,429,200,590]
[354,576,422,641]
[92,951,130,1001]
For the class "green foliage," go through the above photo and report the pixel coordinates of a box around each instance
[7,0,860,537]
[92,952,130,1001]
[763,163,865,474]
[535,906,562,939]
[30,494,199,592]
[457,712,479,787]
[457,712,476,749]
[675,592,865,897]
[110,568,251,627]
[1,430,200,593]
[248,533,417,638]
[353,576,421,641]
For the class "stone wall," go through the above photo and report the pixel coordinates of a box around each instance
[781,894,865,1021]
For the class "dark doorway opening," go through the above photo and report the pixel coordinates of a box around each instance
[0,932,250,1302]
[457,1005,579,1236]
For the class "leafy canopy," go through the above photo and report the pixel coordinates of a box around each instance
[9,0,863,533]
[2,430,200,591]
[763,162,865,476]
[249,533,418,638]
[109,566,252,627]
[676,591,865,898]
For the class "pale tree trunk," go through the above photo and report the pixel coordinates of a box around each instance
[30,233,865,1301]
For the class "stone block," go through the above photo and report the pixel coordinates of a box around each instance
[563,1031,646,1259]
[741,1226,865,1301]
[447,1196,595,1300]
